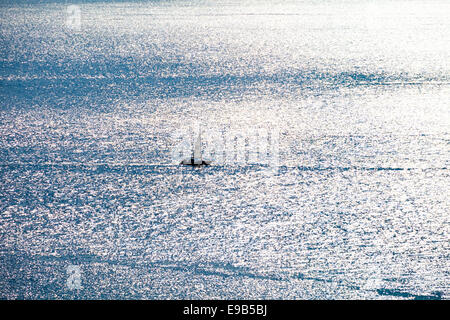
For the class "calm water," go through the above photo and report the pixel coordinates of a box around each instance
[0,0,449,299]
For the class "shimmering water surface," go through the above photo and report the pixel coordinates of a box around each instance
[0,0,449,299]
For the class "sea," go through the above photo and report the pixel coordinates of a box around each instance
[0,0,449,299]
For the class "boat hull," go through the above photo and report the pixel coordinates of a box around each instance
[181,158,211,166]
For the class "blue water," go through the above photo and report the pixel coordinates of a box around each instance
[0,0,449,299]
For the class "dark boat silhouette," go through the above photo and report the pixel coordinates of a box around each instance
[181,129,211,166]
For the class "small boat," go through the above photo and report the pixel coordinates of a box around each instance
[181,129,211,166]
